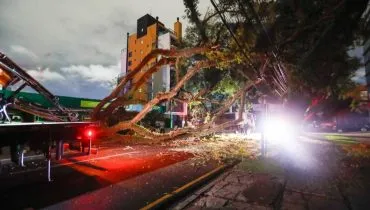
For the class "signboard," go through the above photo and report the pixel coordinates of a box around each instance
[165,102,188,116]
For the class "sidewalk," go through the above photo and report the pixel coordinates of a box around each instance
[172,139,370,210]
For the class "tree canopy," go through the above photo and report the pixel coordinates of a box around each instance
[182,0,368,114]
[92,0,368,140]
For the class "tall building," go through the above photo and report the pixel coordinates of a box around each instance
[365,32,370,100]
[363,6,370,99]
[120,14,182,103]
[119,14,186,127]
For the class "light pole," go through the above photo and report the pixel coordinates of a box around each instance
[170,100,173,129]
[261,96,268,157]
[87,129,93,155]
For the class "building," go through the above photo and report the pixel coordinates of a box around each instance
[364,6,370,99]
[120,14,182,103]
[365,38,370,100]
[119,14,186,127]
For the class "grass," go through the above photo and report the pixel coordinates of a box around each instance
[324,135,358,144]
[322,135,370,157]
[236,157,284,175]
[341,143,370,158]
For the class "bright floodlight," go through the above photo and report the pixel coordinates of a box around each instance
[264,115,296,144]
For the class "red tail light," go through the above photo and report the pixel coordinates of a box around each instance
[85,128,95,139]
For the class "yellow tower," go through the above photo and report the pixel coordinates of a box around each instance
[124,14,182,102]
[126,15,161,102]
[174,17,182,42]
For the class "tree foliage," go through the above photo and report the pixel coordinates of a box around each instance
[183,0,368,113]
[91,0,368,140]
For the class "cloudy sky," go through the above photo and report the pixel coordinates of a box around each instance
[0,0,366,100]
[0,0,210,99]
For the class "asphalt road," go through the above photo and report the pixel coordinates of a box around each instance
[0,145,219,210]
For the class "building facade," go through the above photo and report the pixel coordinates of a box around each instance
[364,6,370,99]
[120,14,182,103]
[365,37,370,97]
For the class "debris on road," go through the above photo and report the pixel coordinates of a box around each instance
[170,134,259,163]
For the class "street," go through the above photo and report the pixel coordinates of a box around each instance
[0,132,369,210]
[0,144,220,210]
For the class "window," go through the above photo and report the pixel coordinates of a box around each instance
[128,52,132,57]
[140,50,143,54]
[128,61,132,66]
[141,28,144,33]
[147,44,149,48]
[140,40,144,44]
[139,88,142,93]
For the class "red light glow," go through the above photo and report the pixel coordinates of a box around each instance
[85,129,94,139]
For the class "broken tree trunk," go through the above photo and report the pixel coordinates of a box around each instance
[91,46,218,120]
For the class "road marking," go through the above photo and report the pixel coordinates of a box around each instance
[140,164,226,210]
[0,146,138,164]
[0,152,75,164]
[10,151,140,175]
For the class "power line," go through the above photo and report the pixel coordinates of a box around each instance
[243,0,288,92]
[210,0,260,78]
[210,0,285,96]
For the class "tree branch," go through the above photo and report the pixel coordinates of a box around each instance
[104,60,216,134]
[92,46,218,120]
[211,79,262,122]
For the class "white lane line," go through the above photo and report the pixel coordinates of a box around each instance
[0,152,75,164]
[0,147,136,164]
[10,151,140,175]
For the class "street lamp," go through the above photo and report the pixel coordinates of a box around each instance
[85,129,94,155]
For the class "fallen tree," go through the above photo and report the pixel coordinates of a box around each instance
[93,0,314,141]
[93,43,268,141]
[91,26,281,141]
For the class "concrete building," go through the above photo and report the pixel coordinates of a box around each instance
[119,14,186,127]
[119,14,182,103]
[365,35,370,98]
[364,6,370,98]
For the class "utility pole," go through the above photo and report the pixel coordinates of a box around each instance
[170,100,173,129]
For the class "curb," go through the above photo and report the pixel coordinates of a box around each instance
[140,162,238,210]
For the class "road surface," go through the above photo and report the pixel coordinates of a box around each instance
[0,145,220,210]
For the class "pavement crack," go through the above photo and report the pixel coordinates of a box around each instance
[299,191,310,210]
[336,183,353,210]
[273,177,287,210]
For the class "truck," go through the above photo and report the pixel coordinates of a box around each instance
[0,51,101,181]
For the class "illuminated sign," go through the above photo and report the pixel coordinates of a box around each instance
[80,100,109,108]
